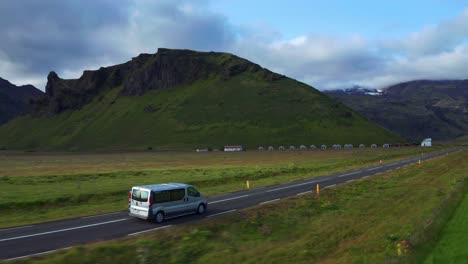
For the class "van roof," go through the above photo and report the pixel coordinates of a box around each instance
[134,182,190,191]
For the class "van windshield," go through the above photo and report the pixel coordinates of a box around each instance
[132,189,149,202]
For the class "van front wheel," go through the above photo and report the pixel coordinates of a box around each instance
[154,211,164,223]
[197,204,206,215]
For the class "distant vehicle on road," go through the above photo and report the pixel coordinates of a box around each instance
[129,183,207,223]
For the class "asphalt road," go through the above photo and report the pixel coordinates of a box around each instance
[0,147,464,261]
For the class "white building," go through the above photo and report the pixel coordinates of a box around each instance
[421,138,432,147]
[224,145,244,152]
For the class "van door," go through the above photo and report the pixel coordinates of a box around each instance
[186,186,202,211]
[163,188,186,216]
[130,188,150,218]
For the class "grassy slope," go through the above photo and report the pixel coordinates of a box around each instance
[0,71,400,151]
[14,149,467,264]
[424,191,468,263]
[0,148,430,228]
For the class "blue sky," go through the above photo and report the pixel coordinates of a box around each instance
[1,0,468,90]
[212,0,466,38]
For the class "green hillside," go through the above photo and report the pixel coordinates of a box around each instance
[0,49,401,151]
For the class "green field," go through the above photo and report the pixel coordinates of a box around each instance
[0,147,433,228]
[424,189,468,263]
[12,149,467,263]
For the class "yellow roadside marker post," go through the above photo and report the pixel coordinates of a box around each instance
[418,159,421,165]
[379,159,383,164]
[316,184,320,195]
[246,180,250,189]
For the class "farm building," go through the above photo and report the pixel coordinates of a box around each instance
[421,138,432,147]
[371,144,377,148]
[268,146,274,151]
[359,144,365,148]
[332,144,342,149]
[310,145,317,150]
[321,145,327,150]
[224,145,244,152]
[344,144,353,149]
[258,146,265,151]
[289,145,296,150]
[299,145,307,150]
[279,146,285,151]
[383,144,390,148]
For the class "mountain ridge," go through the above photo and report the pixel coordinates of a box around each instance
[325,80,468,141]
[0,77,43,124]
[38,48,284,113]
[0,48,401,151]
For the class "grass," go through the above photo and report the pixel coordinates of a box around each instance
[0,147,435,228]
[423,188,468,263]
[0,55,401,151]
[11,149,467,264]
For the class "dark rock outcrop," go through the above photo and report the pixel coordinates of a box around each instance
[41,48,285,113]
[0,77,43,124]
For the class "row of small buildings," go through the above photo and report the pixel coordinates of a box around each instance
[256,144,387,151]
[205,139,432,152]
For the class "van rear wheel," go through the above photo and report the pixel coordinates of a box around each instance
[154,211,164,223]
[197,204,206,214]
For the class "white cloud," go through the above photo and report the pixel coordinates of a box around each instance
[1,1,468,91]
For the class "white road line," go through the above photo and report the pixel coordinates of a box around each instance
[324,184,336,189]
[367,166,382,171]
[128,225,172,236]
[346,179,355,183]
[207,209,237,218]
[0,225,34,232]
[260,198,280,205]
[338,171,361,177]
[81,212,122,219]
[297,191,312,196]
[386,170,393,173]
[210,195,249,204]
[5,247,72,261]
[266,181,316,192]
[362,176,369,179]
[0,218,131,242]
[375,172,382,175]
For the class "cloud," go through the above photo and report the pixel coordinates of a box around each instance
[230,9,468,89]
[1,1,468,90]
[0,0,233,89]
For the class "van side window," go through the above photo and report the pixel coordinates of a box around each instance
[170,189,185,201]
[154,191,171,203]
[188,187,200,197]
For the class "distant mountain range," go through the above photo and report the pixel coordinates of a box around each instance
[0,48,400,151]
[325,80,468,141]
[0,77,43,124]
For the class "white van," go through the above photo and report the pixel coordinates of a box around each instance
[128,183,208,223]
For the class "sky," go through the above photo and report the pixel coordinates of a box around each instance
[1,0,468,91]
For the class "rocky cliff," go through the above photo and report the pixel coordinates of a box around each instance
[41,48,284,113]
[0,77,43,124]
